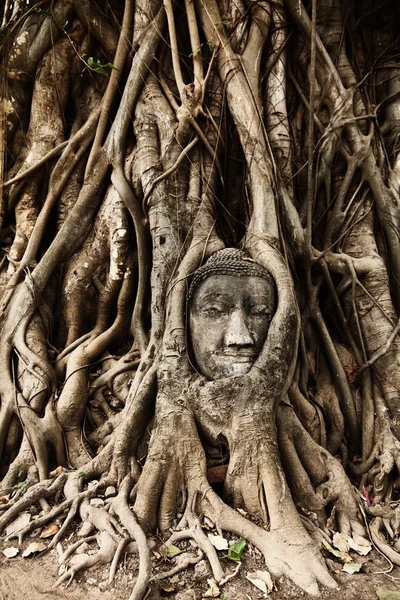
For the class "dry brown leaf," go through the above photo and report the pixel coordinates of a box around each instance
[40,524,60,538]
[348,534,372,556]
[326,505,336,529]
[22,541,46,557]
[332,532,349,553]
[322,539,352,563]
[49,466,67,477]
[162,587,175,593]
[3,547,19,558]
[246,570,274,594]
[0,496,9,504]
[203,578,220,598]
[342,562,362,574]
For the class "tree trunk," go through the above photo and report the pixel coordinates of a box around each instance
[1,0,400,597]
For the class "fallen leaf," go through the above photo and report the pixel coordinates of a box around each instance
[246,570,274,593]
[228,539,246,562]
[40,524,60,538]
[22,541,46,557]
[342,563,362,574]
[49,466,67,477]
[162,587,175,593]
[348,534,372,556]
[207,534,229,551]
[152,551,162,559]
[5,512,31,537]
[376,589,400,600]
[326,505,337,529]
[0,496,9,504]
[332,532,349,553]
[322,539,352,563]
[160,544,182,559]
[3,547,19,558]
[246,575,267,594]
[203,579,220,597]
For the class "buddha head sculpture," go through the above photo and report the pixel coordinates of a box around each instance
[188,248,276,380]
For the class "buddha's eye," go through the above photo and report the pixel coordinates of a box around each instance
[202,304,227,317]
[249,304,270,317]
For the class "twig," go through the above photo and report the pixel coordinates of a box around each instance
[142,137,199,208]
[1,142,68,189]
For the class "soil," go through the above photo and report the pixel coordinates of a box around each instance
[0,522,399,600]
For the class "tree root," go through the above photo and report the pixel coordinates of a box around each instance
[161,513,224,582]
[152,549,204,581]
[55,530,118,588]
[0,474,67,535]
[111,475,151,600]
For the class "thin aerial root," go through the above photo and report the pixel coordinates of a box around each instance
[48,497,80,551]
[220,562,241,585]
[109,536,130,583]
[58,535,98,565]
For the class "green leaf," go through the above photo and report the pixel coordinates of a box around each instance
[78,471,87,479]
[227,539,246,562]
[166,544,183,558]
[221,595,229,600]
[103,62,119,71]
[376,589,400,600]
[94,66,110,76]
[86,56,119,77]
[11,480,26,498]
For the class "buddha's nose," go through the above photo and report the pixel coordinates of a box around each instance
[225,309,253,347]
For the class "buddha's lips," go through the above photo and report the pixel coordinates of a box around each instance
[216,352,256,361]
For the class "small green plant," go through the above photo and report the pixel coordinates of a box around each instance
[11,480,26,498]
[80,54,119,77]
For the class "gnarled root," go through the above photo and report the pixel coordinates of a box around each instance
[277,403,365,537]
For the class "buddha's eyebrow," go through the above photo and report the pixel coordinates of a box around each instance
[196,292,230,303]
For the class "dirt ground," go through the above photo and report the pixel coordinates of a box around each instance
[0,524,399,600]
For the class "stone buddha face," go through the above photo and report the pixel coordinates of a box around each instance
[188,250,275,380]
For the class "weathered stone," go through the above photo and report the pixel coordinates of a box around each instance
[189,249,275,380]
